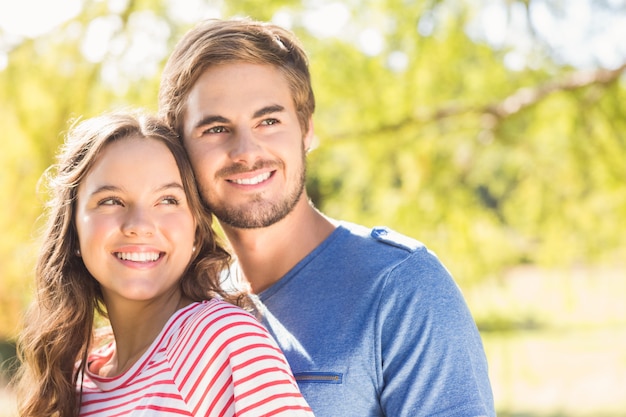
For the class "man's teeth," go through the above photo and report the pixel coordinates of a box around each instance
[116,252,160,262]
[232,172,271,185]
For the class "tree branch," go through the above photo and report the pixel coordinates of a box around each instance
[483,63,626,119]
[328,63,626,140]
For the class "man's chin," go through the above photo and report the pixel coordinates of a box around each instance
[208,182,305,230]
[213,206,289,229]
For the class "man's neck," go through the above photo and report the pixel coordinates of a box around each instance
[221,197,335,294]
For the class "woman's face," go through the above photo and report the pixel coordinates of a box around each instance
[74,136,196,306]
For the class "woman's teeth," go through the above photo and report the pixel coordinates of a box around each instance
[116,252,161,262]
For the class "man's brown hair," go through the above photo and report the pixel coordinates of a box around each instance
[159,18,315,137]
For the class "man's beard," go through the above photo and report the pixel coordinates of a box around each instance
[204,155,307,229]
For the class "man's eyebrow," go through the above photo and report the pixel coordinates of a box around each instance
[193,105,285,130]
[253,104,285,118]
[193,115,230,130]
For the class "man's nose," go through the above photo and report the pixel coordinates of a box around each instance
[229,128,263,163]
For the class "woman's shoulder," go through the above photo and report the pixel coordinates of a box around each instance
[168,299,276,367]
[188,298,258,323]
[178,299,267,342]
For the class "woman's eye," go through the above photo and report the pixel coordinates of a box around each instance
[99,198,122,206]
[160,197,180,205]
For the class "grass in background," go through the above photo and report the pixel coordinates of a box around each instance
[467,262,626,416]
[1,263,624,417]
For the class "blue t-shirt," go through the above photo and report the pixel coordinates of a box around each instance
[253,222,495,417]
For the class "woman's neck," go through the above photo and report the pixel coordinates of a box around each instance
[97,292,192,377]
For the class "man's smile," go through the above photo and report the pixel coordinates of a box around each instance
[228,171,272,185]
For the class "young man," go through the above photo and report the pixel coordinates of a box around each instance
[159,18,496,417]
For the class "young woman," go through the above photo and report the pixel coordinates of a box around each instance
[14,111,314,416]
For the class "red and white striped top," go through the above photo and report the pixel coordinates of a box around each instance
[78,299,314,416]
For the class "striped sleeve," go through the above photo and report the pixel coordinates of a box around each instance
[169,300,314,416]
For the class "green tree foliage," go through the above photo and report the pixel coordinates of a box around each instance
[304,1,626,286]
[0,0,624,336]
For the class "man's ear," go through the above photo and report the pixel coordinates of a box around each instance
[303,118,314,152]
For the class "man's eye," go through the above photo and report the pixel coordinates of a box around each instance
[203,126,227,134]
[261,118,279,126]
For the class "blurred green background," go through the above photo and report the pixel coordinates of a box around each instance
[1,0,625,415]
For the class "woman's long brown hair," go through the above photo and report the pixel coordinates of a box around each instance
[14,111,245,417]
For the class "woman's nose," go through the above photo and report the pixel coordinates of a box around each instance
[121,207,154,236]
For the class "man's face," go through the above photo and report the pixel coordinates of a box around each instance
[182,63,312,229]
